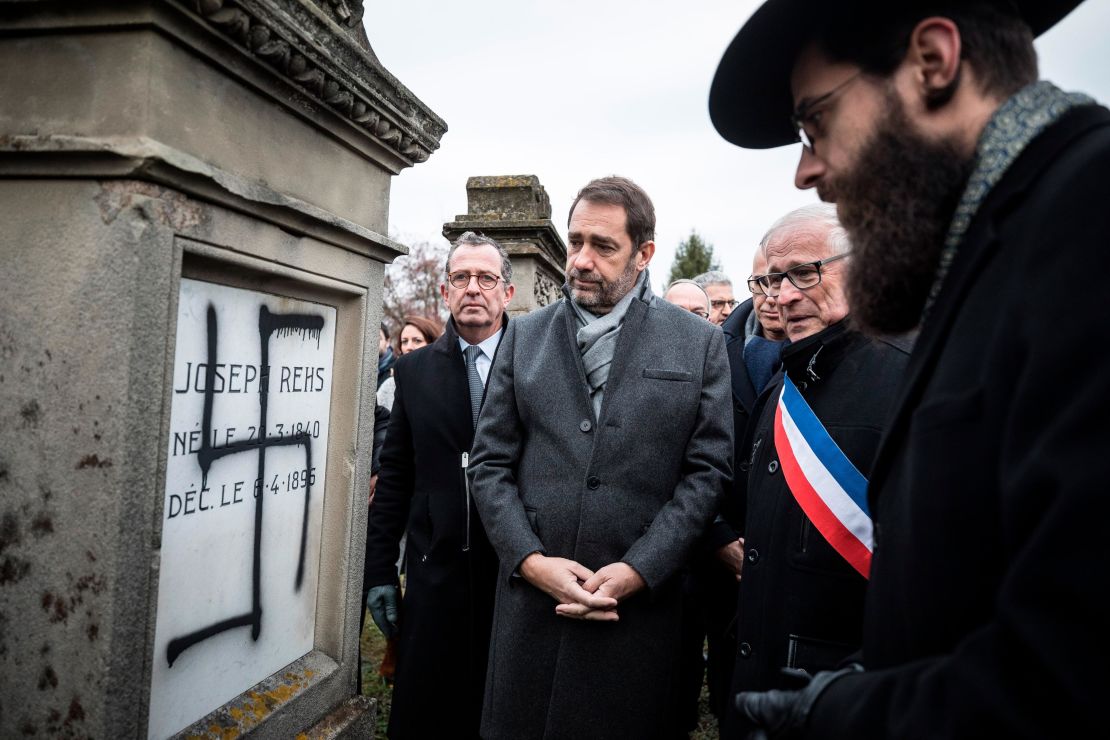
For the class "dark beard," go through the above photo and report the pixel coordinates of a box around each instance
[823,100,974,336]
[568,253,639,313]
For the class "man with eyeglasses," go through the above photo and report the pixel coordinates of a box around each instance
[711,0,1109,737]
[694,270,741,326]
[664,278,713,319]
[715,204,910,738]
[363,231,514,738]
[468,176,732,739]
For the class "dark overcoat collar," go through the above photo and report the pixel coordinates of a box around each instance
[867,104,1110,503]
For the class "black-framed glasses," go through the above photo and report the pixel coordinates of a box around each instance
[750,253,850,297]
[447,271,503,291]
[710,299,740,311]
[791,71,863,154]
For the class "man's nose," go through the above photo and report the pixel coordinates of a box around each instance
[465,277,482,295]
[776,279,803,304]
[571,248,594,272]
[794,147,824,190]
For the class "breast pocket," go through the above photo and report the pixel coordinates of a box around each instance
[622,368,698,433]
[642,368,693,382]
[906,386,992,524]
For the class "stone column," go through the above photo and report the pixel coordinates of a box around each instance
[0,1,442,737]
[443,175,567,316]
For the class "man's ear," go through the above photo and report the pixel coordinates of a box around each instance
[906,17,962,108]
[636,241,656,271]
[440,282,449,302]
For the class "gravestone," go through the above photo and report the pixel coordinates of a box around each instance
[0,1,443,737]
[443,175,568,315]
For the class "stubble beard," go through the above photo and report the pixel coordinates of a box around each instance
[569,253,640,314]
[823,96,975,336]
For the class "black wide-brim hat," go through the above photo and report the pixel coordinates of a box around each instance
[709,0,1086,149]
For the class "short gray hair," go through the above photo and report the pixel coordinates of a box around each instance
[445,231,513,284]
[759,203,851,256]
[693,270,732,289]
[665,278,711,311]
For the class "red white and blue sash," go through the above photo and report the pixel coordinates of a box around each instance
[773,375,873,578]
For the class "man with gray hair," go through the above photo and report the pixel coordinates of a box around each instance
[718,204,911,736]
[469,176,732,738]
[694,269,740,325]
[364,231,514,738]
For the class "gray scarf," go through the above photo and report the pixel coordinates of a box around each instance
[565,269,652,418]
[922,81,1093,320]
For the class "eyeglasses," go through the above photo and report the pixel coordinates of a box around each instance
[710,299,740,311]
[791,71,862,154]
[447,271,503,291]
[748,253,850,297]
[691,308,710,320]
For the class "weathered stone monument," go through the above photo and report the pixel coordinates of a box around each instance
[442,175,567,315]
[0,1,442,736]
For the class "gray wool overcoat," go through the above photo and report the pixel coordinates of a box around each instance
[468,290,733,739]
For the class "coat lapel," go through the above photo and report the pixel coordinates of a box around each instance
[868,105,1110,502]
[726,332,757,412]
[433,320,476,447]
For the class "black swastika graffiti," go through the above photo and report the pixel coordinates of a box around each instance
[166,304,325,667]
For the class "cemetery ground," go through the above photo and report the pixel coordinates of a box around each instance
[359,611,720,738]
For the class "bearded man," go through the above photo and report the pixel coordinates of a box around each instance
[710,0,1109,736]
[469,176,733,739]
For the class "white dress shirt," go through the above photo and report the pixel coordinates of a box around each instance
[458,327,504,386]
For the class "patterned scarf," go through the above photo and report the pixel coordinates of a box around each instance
[565,269,652,419]
[922,81,1093,320]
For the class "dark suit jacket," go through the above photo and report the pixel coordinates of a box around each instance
[808,104,1110,738]
[469,291,733,740]
[363,318,502,739]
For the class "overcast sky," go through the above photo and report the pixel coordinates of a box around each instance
[364,1,1110,293]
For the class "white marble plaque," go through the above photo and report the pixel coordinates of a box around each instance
[148,279,336,739]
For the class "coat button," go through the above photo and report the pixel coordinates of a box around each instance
[739,460,750,473]
[579,419,592,432]
[738,642,752,658]
[746,547,760,565]
[586,476,601,490]
[767,460,779,474]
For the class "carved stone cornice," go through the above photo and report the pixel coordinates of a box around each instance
[182,0,444,167]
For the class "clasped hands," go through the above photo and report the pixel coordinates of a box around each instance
[520,552,644,621]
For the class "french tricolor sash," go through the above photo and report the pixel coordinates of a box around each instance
[773,375,873,578]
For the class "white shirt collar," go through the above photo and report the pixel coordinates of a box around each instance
[458,326,504,358]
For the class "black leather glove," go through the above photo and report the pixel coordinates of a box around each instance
[366,584,400,640]
[735,663,863,739]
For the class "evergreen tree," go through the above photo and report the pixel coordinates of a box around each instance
[667,230,720,283]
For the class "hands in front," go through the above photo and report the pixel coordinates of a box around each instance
[520,553,645,622]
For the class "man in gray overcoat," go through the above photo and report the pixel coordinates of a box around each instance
[469,176,733,739]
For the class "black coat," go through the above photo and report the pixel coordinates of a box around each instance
[808,104,1110,738]
[682,299,782,718]
[363,319,501,739]
[469,295,733,740]
[726,323,909,709]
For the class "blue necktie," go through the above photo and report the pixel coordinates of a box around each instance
[463,345,484,429]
